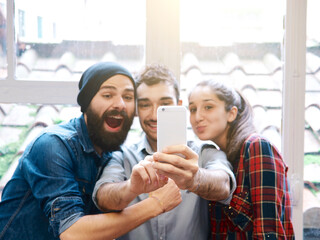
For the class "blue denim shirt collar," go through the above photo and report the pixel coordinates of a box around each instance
[76,114,96,154]
[77,114,114,162]
[78,115,113,168]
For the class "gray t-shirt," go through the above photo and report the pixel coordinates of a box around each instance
[93,135,236,240]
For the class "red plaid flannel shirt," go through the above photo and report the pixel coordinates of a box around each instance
[210,134,295,239]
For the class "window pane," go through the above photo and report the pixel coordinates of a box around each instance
[0,103,81,191]
[15,0,146,81]
[0,3,7,79]
[304,0,320,238]
[180,0,285,150]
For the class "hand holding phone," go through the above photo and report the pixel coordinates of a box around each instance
[155,106,200,190]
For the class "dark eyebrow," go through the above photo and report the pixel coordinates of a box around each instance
[100,85,116,91]
[189,99,215,106]
[123,88,135,93]
[99,86,134,93]
[159,97,175,101]
[137,97,173,102]
[137,98,150,102]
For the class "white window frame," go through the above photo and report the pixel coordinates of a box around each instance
[0,0,307,238]
[146,0,180,80]
[282,0,306,239]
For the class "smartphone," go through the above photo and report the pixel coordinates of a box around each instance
[157,106,187,152]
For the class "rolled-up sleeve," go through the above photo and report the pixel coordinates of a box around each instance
[21,134,85,238]
[92,150,126,207]
[50,197,85,236]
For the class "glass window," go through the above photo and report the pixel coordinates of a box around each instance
[37,16,42,39]
[0,2,6,79]
[0,103,82,182]
[304,0,320,238]
[15,0,146,81]
[180,0,285,150]
[18,10,25,38]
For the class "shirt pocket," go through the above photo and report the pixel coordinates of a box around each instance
[76,177,93,195]
[76,177,94,204]
[224,189,253,231]
[76,177,102,214]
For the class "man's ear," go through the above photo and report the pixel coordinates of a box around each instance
[178,99,183,106]
[227,106,238,123]
[83,112,88,124]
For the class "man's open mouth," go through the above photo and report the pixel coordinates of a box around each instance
[106,115,123,128]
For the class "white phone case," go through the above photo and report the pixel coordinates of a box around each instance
[157,106,187,152]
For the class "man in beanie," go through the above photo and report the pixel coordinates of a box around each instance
[0,62,182,240]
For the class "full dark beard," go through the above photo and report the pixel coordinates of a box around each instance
[86,107,134,152]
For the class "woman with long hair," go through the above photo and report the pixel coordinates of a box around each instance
[188,80,294,239]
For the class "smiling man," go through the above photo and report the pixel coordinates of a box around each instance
[0,62,182,240]
[93,64,236,240]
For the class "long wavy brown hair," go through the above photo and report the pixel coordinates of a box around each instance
[190,80,256,165]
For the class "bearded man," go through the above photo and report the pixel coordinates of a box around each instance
[0,62,182,240]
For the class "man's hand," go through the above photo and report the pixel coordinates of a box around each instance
[149,178,182,213]
[129,156,168,195]
[152,145,199,191]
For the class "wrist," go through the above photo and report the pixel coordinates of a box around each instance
[188,169,201,193]
[149,193,165,214]
[127,179,140,198]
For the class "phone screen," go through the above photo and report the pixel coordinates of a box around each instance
[157,106,187,152]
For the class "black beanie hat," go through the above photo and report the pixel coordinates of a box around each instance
[77,62,135,112]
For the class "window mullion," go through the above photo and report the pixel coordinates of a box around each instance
[282,0,307,238]
[146,0,180,82]
[7,0,16,80]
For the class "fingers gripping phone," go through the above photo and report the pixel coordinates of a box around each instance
[157,106,187,152]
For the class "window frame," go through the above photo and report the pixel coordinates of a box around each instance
[282,0,306,239]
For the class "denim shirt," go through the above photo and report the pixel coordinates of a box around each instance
[0,115,111,240]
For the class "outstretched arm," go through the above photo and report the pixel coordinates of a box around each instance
[188,168,230,200]
[152,145,231,201]
[96,156,168,211]
[61,179,181,240]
